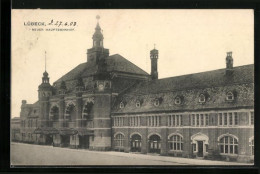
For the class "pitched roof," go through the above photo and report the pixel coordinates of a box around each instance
[126,64,254,95]
[112,64,254,114]
[54,54,149,83]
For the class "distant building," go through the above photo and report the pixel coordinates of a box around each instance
[11,117,21,142]
[17,17,254,163]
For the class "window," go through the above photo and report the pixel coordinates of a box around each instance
[205,114,209,126]
[219,113,223,126]
[226,92,234,101]
[229,113,233,125]
[250,111,254,125]
[196,114,199,126]
[224,113,228,125]
[148,116,160,127]
[113,117,124,127]
[114,133,124,147]
[199,94,206,103]
[250,138,254,156]
[168,115,182,127]
[119,102,124,109]
[219,136,238,154]
[154,99,160,107]
[192,114,195,126]
[174,97,181,105]
[136,100,141,108]
[129,116,140,127]
[169,135,183,151]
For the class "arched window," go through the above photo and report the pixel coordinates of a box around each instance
[174,97,181,105]
[65,103,76,121]
[119,102,124,109]
[199,94,206,103]
[50,106,59,121]
[136,100,141,108]
[114,133,124,147]
[249,137,254,156]
[219,136,238,154]
[169,134,183,151]
[154,99,160,107]
[226,91,234,101]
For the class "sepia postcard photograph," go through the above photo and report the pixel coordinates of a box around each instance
[11,9,254,166]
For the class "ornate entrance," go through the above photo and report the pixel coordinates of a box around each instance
[131,134,142,152]
[148,134,161,154]
[191,132,209,157]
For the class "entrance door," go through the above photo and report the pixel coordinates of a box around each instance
[61,135,70,147]
[131,134,141,152]
[149,135,161,154]
[45,135,53,145]
[197,141,203,157]
[79,135,89,149]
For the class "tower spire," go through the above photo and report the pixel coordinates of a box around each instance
[92,15,104,48]
[45,51,47,72]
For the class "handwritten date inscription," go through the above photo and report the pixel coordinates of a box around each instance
[48,20,77,27]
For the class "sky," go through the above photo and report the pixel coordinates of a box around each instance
[11,9,254,118]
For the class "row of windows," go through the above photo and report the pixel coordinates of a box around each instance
[130,116,141,127]
[218,112,238,126]
[168,115,183,127]
[119,91,237,109]
[114,133,254,155]
[114,117,124,127]
[113,111,254,127]
[21,119,38,128]
[147,116,160,127]
[191,114,209,126]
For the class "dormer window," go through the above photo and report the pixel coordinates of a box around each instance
[136,100,141,108]
[154,99,160,107]
[120,102,125,109]
[226,91,234,101]
[174,97,181,105]
[199,94,206,103]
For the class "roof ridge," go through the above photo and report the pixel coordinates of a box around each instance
[156,64,254,82]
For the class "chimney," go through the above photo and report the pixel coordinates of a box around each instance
[22,100,27,105]
[150,48,159,80]
[226,51,234,75]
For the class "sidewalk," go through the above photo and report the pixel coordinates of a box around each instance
[11,142,253,166]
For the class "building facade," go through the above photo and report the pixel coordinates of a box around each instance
[17,18,254,163]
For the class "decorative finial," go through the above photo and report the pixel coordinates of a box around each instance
[96,15,100,22]
[154,44,156,49]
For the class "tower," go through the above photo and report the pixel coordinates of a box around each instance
[88,16,112,151]
[87,15,109,64]
[150,46,159,80]
[38,51,52,127]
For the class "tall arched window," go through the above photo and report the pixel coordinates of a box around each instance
[219,135,238,154]
[114,133,124,147]
[50,106,59,121]
[65,103,76,121]
[169,134,183,151]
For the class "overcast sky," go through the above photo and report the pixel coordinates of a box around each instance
[11,9,254,118]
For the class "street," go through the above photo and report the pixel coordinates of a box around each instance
[11,143,252,166]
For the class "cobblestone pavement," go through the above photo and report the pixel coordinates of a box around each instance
[11,143,252,166]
